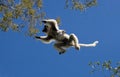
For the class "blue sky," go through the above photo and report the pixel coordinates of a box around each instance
[0,0,120,77]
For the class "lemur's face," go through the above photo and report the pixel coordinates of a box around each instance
[42,25,51,33]
[42,19,59,34]
[42,20,52,34]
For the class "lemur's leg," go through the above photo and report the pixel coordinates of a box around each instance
[54,43,67,55]
[69,33,80,50]
[79,41,99,47]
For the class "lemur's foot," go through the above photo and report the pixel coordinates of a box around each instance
[59,50,66,55]
[75,44,80,50]
[92,41,99,47]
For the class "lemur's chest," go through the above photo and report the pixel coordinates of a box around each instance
[48,30,69,42]
[55,32,69,43]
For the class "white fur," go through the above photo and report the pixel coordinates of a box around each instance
[36,19,99,54]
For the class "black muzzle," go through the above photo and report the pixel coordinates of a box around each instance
[42,25,48,33]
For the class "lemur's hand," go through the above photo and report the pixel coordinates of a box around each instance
[35,36,41,39]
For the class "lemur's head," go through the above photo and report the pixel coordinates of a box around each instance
[42,19,59,34]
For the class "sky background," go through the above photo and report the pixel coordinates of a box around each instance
[0,0,120,77]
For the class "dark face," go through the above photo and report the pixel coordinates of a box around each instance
[42,25,49,33]
[42,20,58,35]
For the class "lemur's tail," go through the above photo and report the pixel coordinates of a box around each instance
[79,41,99,47]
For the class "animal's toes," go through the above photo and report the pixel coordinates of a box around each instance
[75,44,80,50]
[35,36,40,39]
[59,51,66,55]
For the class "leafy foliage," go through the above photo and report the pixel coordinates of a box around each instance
[0,0,97,36]
[0,0,44,36]
[65,0,97,11]
[55,17,61,25]
[89,60,120,77]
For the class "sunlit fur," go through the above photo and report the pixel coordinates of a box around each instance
[35,19,99,54]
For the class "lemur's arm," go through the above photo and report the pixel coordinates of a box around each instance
[35,36,54,44]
